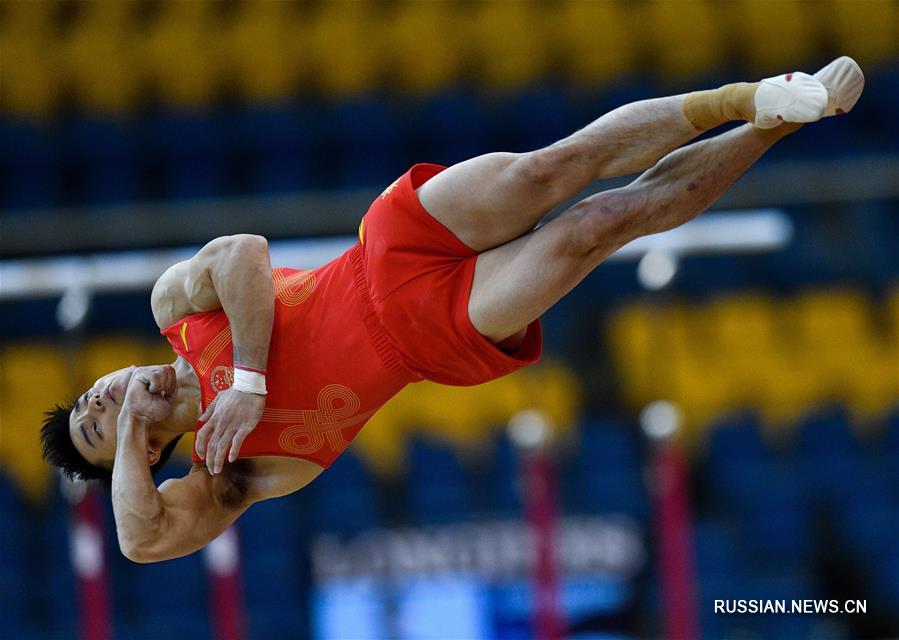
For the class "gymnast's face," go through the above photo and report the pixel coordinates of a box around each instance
[68,366,136,468]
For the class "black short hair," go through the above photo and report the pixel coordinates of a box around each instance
[40,399,183,491]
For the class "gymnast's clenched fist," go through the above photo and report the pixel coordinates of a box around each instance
[120,365,178,425]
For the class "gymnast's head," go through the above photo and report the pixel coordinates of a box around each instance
[41,365,182,489]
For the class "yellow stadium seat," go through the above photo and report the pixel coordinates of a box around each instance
[607,302,663,408]
[223,0,304,102]
[668,353,740,439]
[137,0,225,108]
[732,0,822,74]
[82,337,149,386]
[707,294,783,404]
[844,346,898,419]
[710,294,779,347]
[554,0,638,88]
[354,361,581,474]
[58,0,142,113]
[352,399,408,475]
[830,0,898,65]
[607,301,714,411]
[787,289,875,399]
[466,1,551,92]
[0,1,64,117]
[887,286,899,345]
[792,288,873,346]
[753,349,825,425]
[644,0,727,80]
[62,2,143,112]
[0,343,71,500]
[304,2,387,98]
[384,0,466,95]
[0,0,61,33]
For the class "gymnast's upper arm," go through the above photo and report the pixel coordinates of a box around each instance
[150,237,243,329]
[127,467,251,563]
[150,235,272,329]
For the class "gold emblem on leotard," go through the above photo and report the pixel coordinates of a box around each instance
[380,178,400,199]
[273,268,317,306]
[210,365,234,393]
[274,385,375,455]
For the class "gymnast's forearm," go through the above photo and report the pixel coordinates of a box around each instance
[207,235,275,370]
[111,415,167,561]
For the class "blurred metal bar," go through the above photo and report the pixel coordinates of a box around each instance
[1,155,896,257]
[0,237,355,300]
[0,190,376,257]
[0,211,788,301]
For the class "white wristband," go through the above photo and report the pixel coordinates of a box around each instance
[232,367,267,395]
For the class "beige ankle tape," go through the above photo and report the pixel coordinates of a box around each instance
[683,82,759,131]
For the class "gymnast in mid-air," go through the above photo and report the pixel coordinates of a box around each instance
[41,58,863,563]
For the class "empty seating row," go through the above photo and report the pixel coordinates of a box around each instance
[607,287,899,430]
[2,0,897,116]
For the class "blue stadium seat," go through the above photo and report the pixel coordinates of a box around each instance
[693,518,746,578]
[311,452,381,534]
[794,408,858,459]
[674,254,752,298]
[405,92,490,168]
[324,99,404,189]
[706,415,771,464]
[870,545,899,609]
[143,110,233,200]
[485,432,522,514]
[578,78,657,124]
[582,469,648,520]
[0,472,29,630]
[578,417,642,474]
[237,103,321,194]
[407,437,472,523]
[836,502,899,559]
[130,554,209,639]
[885,407,899,460]
[763,614,847,640]
[831,457,895,508]
[855,66,899,151]
[241,497,307,631]
[243,549,304,604]
[36,485,78,635]
[0,117,62,210]
[240,491,305,551]
[248,601,306,639]
[130,611,212,640]
[738,466,812,566]
[575,420,647,518]
[704,416,776,510]
[63,116,140,205]
[119,459,208,639]
[793,408,866,506]
[590,261,645,304]
[492,87,576,153]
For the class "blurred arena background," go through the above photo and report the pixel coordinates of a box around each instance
[0,0,897,638]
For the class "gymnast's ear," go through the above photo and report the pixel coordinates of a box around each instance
[147,438,163,466]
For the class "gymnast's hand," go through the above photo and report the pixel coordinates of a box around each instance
[195,387,265,475]
[120,365,177,424]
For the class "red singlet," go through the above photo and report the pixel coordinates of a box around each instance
[161,164,541,468]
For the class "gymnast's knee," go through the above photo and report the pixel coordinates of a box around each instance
[511,144,587,195]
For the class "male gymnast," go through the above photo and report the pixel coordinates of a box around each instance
[41,58,863,563]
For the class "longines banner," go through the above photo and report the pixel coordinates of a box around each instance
[311,515,646,583]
